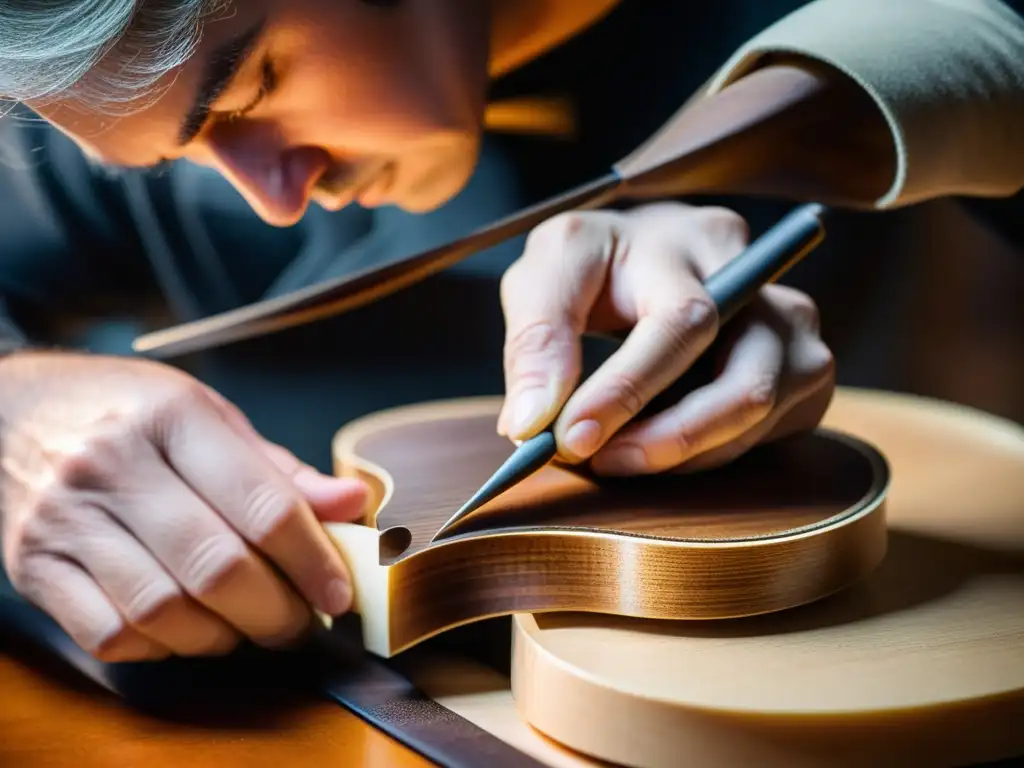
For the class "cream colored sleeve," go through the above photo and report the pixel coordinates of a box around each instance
[706,0,1024,209]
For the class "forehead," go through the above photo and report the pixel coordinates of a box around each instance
[34,3,265,167]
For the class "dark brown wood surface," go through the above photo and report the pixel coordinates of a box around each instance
[359,413,877,549]
[326,397,888,658]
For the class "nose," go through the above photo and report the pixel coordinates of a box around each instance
[205,129,332,227]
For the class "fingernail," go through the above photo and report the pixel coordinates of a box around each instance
[591,445,648,475]
[322,577,352,616]
[562,419,603,460]
[510,386,551,437]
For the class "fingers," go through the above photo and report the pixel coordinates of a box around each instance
[155,392,355,622]
[590,316,783,474]
[47,504,241,657]
[664,367,835,474]
[589,285,835,475]
[497,211,621,440]
[551,246,721,463]
[9,552,171,663]
[259,441,368,523]
[111,449,315,648]
[203,385,369,522]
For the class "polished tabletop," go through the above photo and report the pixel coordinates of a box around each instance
[0,635,432,768]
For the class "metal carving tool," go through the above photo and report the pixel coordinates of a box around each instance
[431,202,831,542]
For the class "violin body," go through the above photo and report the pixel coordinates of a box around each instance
[322,397,889,658]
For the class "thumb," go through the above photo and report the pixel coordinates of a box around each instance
[259,442,369,524]
[200,384,369,522]
[497,212,618,441]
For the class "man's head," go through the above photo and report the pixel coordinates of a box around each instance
[2,0,493,224]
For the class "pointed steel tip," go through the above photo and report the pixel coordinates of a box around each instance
[428,430,559,544]
[430,503,476,543]
[428,525,455,544]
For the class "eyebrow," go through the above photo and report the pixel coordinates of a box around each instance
[177,18,267,145]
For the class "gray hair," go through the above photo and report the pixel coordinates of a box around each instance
[0,0,230,115]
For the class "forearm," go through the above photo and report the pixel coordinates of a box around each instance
[706,0,1024,209]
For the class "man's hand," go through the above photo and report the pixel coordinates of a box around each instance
[498,202,835,474]
[0,352,368,662]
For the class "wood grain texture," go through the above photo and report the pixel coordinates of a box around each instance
[510,388,1024,768]
[323,397,889,658]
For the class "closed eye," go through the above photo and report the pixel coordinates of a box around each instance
[210,56,278,126]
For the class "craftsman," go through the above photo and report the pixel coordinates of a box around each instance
[0,0,1022,667]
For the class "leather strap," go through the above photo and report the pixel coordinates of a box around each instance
[309,622,549,768]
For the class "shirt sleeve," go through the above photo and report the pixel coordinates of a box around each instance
[704,0,1024,209]
[0,108,154,348]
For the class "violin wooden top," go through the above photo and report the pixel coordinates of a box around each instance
[338,398,885,548]
[511,388,1024,768]
[324,397,889,657]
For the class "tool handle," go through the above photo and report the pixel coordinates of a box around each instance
[620,202,828,421]
[705,202,827,324]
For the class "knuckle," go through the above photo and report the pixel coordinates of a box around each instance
[529,211,591,248]
[521,210,620,262]
[737,374,779,418]
[14,496,74,556]
[602,372,647,420]
[244,483,301,543]
[503,321,577,382]
[499,258,527,302]
[674,297,719,334]
[766,285,822,333]
[697,206,749,238]
[3,548,38,594]
[673,430,697,465]
[802,340,837,383]
[788,293,822,332]
[153,378,212,422]
[504,320,557,360]
[42,412,143,493]
[652,299,719,355]
[179,533,251,599]
[49,437,119,491]
[121,579,186,629]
